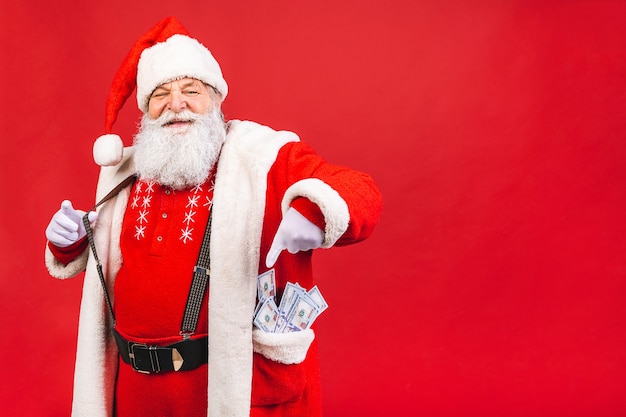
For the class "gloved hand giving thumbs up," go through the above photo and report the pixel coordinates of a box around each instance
[45,200,98,247]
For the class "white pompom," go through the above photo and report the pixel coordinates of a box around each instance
[93,134,124,166]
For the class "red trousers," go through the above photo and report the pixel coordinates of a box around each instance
[115,361,208,417]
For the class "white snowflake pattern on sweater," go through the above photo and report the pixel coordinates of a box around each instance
[127,179,214,244]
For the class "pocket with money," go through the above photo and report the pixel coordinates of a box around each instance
[253,269,328,333]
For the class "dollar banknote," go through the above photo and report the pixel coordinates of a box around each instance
[253,297,279,332]
[254,270,329,333]
[257,269,276,302]
[278,292,320,332]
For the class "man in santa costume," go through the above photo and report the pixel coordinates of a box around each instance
[44,16,382,417]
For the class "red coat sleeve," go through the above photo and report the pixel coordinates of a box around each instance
[270,140,383,246]
[47,237,88,265]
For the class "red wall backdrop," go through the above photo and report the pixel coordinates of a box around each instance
[2,1,626,416]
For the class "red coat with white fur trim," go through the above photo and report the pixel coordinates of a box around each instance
[45,120,382,417]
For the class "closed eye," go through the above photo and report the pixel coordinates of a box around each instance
[151,91,169,99]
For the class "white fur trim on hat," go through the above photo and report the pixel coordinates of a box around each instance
[136,34,228,112]
[93,134,124,167]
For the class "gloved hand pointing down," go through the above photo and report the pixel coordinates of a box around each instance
[265,207,324,268]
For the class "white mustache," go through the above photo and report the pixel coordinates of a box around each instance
[158,110,202,126]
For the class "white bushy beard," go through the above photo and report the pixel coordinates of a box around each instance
[133,108,226,190]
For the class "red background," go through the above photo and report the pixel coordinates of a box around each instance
[1,1,626,416]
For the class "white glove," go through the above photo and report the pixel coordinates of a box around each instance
[266,207,324,268]
[45,200,98,248]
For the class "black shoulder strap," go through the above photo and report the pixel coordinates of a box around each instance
[181,209,212,338]
[82,174,137,324]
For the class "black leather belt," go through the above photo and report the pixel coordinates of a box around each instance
[113,328,208,374]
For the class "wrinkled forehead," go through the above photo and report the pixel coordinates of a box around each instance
[153,78,207,92]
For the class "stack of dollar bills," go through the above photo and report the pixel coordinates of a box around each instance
[253,269,328,333]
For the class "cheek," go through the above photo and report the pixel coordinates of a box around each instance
[191,100,210,114]
[148,103,164,119]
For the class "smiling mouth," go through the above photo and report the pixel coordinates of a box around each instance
[163,119,192,128]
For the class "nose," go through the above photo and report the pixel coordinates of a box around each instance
[167,91,188,112]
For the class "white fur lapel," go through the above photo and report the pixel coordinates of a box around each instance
[72,148,135,417]
[208,120,298,417]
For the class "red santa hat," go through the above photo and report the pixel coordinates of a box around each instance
[93,16,228,166]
